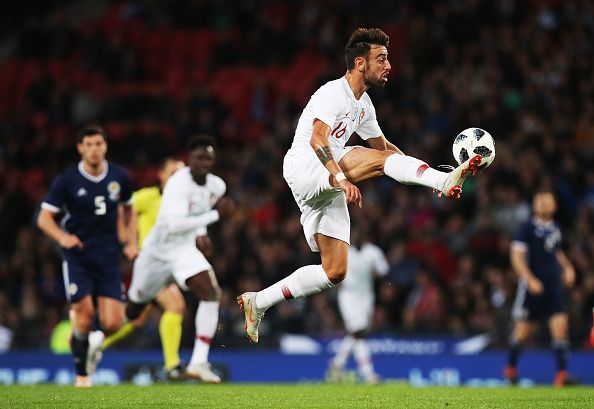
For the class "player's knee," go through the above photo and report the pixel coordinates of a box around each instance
[326,267,347,284]
[73,316,93,333]
[101,317,124,335]
[102,323,120,335]
[168,301,185,315]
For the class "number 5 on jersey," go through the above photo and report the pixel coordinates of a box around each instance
[94,195,106,215]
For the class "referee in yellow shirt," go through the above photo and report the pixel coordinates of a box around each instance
[104,158,187,379]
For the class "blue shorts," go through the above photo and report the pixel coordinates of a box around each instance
[512,280,565,321]
[62,250,125,303]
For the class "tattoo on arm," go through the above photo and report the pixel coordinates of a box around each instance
[315,146,334,165]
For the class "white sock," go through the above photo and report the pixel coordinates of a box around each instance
[332,335,355,369]
[383,154,447,190]
[353,339,376,379]
[189,301,219,366]
[255,265,333,310]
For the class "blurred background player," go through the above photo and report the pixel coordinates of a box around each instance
[37,125,136,387]
[505,190,577,387]
[102,157,187,379]
[237,27,484,343]
[127,135,233,383]
[327,225,389,384]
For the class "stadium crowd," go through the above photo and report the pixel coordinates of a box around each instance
[0,0,593,351]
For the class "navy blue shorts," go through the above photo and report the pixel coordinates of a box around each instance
[62,250,125,303]
[512,280,565,321]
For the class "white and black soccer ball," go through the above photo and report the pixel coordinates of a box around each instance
[452,127,495,169]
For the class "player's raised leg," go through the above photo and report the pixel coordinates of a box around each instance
[238,234,344,343]
[185,269,222,383]
[336,146,483,199]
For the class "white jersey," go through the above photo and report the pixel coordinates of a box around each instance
[339,243,389,295]
[142,167,226,255]
[290,77,383,158]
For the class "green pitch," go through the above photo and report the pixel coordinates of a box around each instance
[1,384,592,408]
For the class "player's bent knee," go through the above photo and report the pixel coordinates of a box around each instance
[98,319,121,335]
[72,317,93,333]
[326,268,347,284]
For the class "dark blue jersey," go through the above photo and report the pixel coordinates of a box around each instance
[512,218,562,284]
[41,161,132,256]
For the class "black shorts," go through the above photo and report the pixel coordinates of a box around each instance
[511,279,565,321]
[62,250,125,303]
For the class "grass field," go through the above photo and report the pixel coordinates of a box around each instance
[1,384,593,409]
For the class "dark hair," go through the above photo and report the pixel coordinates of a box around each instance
[345,28,389,71]
[187,135,215,152]
[77,124,107,143]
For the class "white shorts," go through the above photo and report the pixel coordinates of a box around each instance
[337,290,374,333]
[128,245,212,304]
[283,147,358,252]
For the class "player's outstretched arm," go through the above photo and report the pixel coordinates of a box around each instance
[121,203,138,260]
[37,208,83,249]
[310,119,362,207]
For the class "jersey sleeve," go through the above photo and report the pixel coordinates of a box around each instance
[356,101,383,140]
[161,173,219,235]
[308,84,343,129]
[213,177,227,201]
[511,223,530,251]
[41,174,67,213]
[119,171,133,205]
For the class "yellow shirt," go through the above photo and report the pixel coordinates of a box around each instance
[132,186,162,248]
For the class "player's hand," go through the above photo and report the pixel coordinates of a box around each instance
[562,267,576,288]
[59,234,83,249]
[217,197,236,218]
[338,179,362,208]
[196,235,213,257]
[123,242,138,261]
[527,276,544,295]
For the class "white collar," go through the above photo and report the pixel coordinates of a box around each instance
[78,161,108,182]
[532,217,554,228]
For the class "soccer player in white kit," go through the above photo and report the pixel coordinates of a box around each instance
[328,227,389,384]
[238,28,484,343]
[127,136,231,383]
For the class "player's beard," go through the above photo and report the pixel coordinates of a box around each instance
[363,68,386,89]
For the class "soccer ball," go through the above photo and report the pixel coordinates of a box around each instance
[452,127,495,169]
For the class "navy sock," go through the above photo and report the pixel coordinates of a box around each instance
[71,330,89,376]
[507,340,521,368]
[551,339,569,372]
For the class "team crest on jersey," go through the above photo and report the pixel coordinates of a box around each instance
[107,181,121,201]
[69,283,78,296]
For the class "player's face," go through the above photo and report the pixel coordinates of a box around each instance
[363,45,391,88]
[533,193,557,219]
[77,134,107,166]
[158,160,184,185]
[189,146,215,178]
